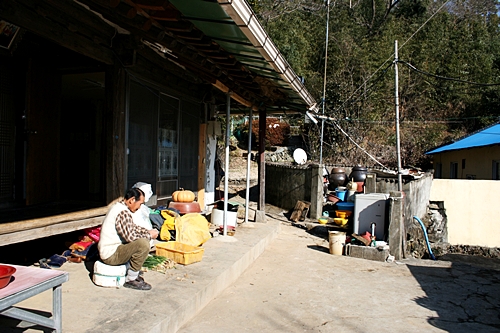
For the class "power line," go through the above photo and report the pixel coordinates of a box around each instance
[327,62,394,115]
[325,0,452,117]
[330,120,390,170]
[337,115,500,123]
[400,60,500,86]
[398,0,452,50]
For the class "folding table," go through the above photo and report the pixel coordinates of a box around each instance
[0,264,69,332]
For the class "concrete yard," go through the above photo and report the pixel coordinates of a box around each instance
[1,202,499,333]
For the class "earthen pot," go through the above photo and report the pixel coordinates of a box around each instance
[328,168,347,191]
[349,165,367,183]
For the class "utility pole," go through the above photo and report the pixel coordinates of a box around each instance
[320,0,330,165]
[394,40,403,191]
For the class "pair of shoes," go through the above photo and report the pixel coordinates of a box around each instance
[123,279,151,291]
[37,259,51,269]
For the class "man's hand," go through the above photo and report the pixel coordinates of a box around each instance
[149,229,159,239]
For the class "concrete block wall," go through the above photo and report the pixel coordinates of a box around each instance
[345,244,390,262]
[365,172,434,233]
[265,163,312,211]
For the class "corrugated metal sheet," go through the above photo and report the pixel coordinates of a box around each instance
[426,123,500,154]
[168,0,317,113]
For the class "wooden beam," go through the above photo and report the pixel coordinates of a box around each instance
[0,0,114,64]
[213,80,255,108]
[176,30,205,41]
[149,10,181,21]
[0,216,105,246]
[161,21,193,32]
[133,0,171,11]
[0,206,112,236]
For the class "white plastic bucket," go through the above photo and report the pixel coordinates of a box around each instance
[329,231,346,255]
[211,208,237,228]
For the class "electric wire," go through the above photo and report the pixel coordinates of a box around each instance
[397,0,452,50]
[326,119,391,170]
[327,0,452,118]
[327,62,394,117]
[313,0,494,168]
[400,60,500,86]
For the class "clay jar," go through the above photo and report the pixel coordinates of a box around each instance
[349,165,368,182]
[328,167,347,191]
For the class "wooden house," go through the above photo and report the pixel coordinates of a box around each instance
[0,0,316,245]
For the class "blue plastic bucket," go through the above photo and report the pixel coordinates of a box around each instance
[335,189,347,201]
[336,201,354,211]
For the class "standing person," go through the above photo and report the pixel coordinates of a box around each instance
[98,188,159,291]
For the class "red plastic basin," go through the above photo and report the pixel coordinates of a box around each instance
[168,201,201,214]
[0,265,16,289]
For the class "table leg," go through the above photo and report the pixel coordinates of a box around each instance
[52,284,62,333]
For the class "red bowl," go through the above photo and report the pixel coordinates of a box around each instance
[168,201,201,214]
[327,193,341,203]
[0,265,16,289]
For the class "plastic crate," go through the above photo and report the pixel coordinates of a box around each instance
[155,241,204,265]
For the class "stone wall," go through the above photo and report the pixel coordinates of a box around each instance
[407,201,448,259]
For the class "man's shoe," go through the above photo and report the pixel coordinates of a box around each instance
[123,279,151,291]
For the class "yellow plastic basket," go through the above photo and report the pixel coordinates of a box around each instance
[155,241,204,265]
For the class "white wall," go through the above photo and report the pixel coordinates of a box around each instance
[430,179,500,247]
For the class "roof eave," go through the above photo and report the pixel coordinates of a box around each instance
[217,0,318,113]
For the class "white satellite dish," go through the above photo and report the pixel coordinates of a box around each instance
[293,148,307,165]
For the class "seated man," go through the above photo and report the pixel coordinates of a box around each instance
[131,182,156,247]
[98,188,159,290]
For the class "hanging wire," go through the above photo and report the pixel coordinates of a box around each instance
[328,119,391,170]
[399,60,500,86]
[327,0,452,117]
[332,62,394,116]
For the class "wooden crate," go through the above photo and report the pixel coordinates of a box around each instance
[290,200,311,222]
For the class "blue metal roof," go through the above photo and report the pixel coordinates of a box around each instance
[426,123,500,154]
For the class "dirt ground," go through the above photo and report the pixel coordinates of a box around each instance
[220,148,259,195]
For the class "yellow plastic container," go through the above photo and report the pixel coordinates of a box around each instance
[318,218,328,225]
[335,210,352,219]
[155,241,204,265]
[333,217,348,226]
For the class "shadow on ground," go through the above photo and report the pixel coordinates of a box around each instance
[407,259,500,332]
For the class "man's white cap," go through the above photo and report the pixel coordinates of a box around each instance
[133,182,153,202]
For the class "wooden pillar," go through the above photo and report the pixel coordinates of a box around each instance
[105,64,127,203]
[256,109,266,222]
[197,123,207,210]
